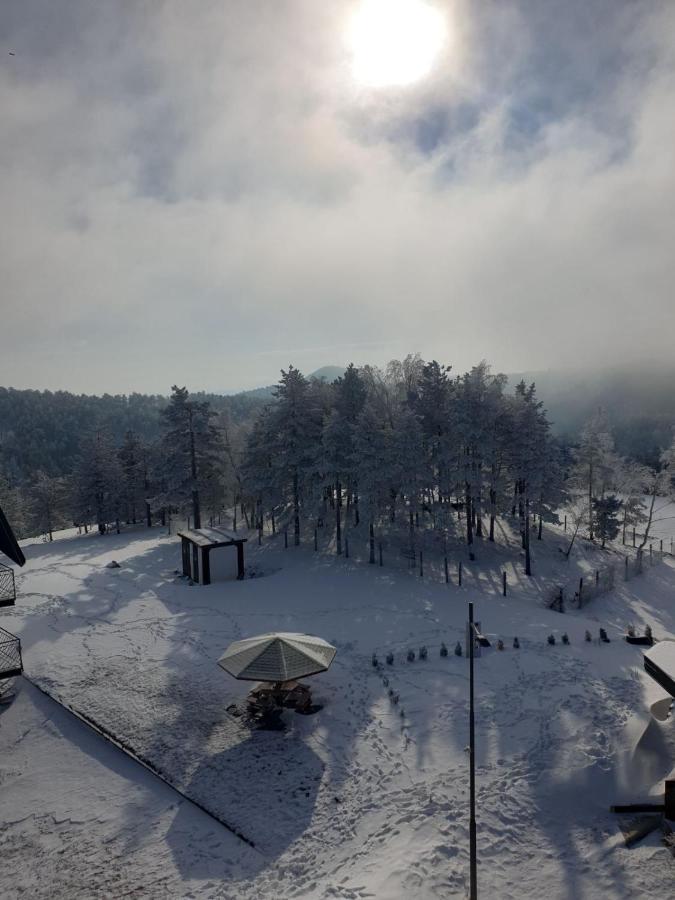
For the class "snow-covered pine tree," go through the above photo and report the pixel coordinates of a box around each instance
[390,403,426,554]
[72,429,123,533]
[616,459,650,544]
[241,416,282,533]
[353,401,396,563]
[637,437,675,551]
[267,366,322,545]
[509,381,556,575]
[118,431,147,525]
[455,363,501,552]
[29,471,68,541]
[0,470,28,538]
[160,386,222,530]
[320,365,367,553]
[414,360,453,522]
[591,494,623,547]
[574,410,620,541]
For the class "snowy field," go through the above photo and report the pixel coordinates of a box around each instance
[1,523,674,898]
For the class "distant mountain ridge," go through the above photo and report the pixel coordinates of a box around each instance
[225,366,346,400]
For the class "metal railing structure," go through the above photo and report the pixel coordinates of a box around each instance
[0,625,22,679]
[0,563,16,607]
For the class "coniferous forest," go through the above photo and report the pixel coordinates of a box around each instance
[1,357,673,567]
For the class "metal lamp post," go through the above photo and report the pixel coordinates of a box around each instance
[469,601,477,899]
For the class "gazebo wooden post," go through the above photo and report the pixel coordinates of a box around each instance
[202,547,211,585]
[237,541,245,580]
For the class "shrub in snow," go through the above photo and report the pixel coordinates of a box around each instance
[419,645,428,660]
[513,637,520,649]
[645,625,653,640]
[372,653,378,667]
[106,560,121,569]
[547,634,556,645]
[455,641,462,657]
[599,628,610,643]
[440,642,448,657]
[386,652,394,665]
[562,633,570,645]
[585,630,592,642]
[497,639,504,651]
[407,649,415,662]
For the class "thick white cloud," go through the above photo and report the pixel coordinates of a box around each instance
[1,0,674,393]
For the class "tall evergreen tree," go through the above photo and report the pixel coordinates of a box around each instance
[73,430,123,534]
[118,431,146,524]
[592,494,623,547]
[30,471,68,541]
[161,386,221,529]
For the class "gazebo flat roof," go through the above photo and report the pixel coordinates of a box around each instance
[177,527,247,548]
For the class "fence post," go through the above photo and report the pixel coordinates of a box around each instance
[284,529,288,549]
[459,560,463,587]
[419,551,423,578]
[625,556,628,581]
[379,542,383,567]
[345,538,349,559]
[314,528,318,551]
[564,514,567,532]
[595,570,599,587]
[660,539,663,552]
[649,543,652,560]
[578,577,583,607]
[444,556,449,584]
[632,529,636,548]
[502,571,507,597]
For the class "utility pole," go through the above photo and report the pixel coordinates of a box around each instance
[469,601,478,900]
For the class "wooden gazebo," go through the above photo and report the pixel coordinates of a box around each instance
[177,526,247,585]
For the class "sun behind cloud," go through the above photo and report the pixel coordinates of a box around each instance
[347,0,447,88]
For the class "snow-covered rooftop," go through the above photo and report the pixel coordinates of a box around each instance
[177,526,245,546]
[644,640,675,676]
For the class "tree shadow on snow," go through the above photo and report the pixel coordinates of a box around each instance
[164,729,325,873]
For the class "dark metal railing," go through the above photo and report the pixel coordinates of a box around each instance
[0,563,16,607]
[0,625,22,679]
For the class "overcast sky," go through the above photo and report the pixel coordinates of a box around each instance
[2,0,674,395]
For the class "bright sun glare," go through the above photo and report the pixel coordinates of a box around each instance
[348,0,446,88]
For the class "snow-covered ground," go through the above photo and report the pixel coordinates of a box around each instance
[1,523,674,898]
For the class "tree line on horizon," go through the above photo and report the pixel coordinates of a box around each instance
[0,357,673,572]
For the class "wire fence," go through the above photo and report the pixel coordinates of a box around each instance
[547,548,666,612]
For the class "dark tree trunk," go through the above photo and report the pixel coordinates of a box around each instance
[524,500,531,576]
[293,469,300,546]
[188,407,201,530]
[369,521,375,564]
[336,480,342,555]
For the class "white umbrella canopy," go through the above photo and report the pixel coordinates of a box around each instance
[218,632,336,683]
